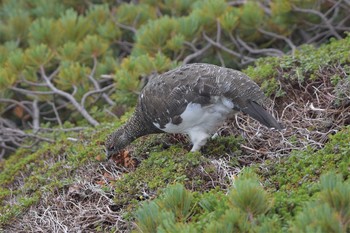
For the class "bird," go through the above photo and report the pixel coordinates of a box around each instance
[105,63,282,159]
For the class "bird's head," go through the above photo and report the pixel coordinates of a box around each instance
[105,129,132,160]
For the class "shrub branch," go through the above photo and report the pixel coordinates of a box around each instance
[39,66,100,127]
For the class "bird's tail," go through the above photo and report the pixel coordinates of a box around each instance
[241,100,283,130]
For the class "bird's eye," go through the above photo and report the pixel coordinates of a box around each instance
[109,145,116,151]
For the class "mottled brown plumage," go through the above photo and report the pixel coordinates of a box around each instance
[106,63,282,158]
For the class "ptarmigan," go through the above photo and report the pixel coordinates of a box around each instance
[106,63,282,159]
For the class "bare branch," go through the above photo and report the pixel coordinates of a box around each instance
[235,35,284,57]
[20,76,47,87]
[0,145,5,159]
[203,32,241,57]
[0,127,54,143]
[104,109,119,118]
[0,116,56,157]
[258,28,296,55]
[183,41,198,51]
[0,98,33,117]
[32,99,40,133]
[203,32,256,65]
[114,21,137,34]
[215,19,222,43]
[292,5,342,39]
[39,101,70,116]
[305,30,330,44]
[10,86,55,95]
[216,51,226,67]
[228,33,245,61]
[38,127,87,132]
[0,140,17,152]
[48,101,63,128]
[39,66,100,127]
[183,43,212,64]
[81,84,115,108]
[88,57,100,89]
[116,40,133,54]
[228,0,247,7]
[87,57,116,106]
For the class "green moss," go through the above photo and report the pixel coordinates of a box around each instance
[113,146,210,207]
[0,123,118,226]
[112,133,246,212]
[0,190,41,225]
[203,135,243,157]
[244,34,350,98]
[244,57,279,83]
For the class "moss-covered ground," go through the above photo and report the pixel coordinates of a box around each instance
[1,36,350,232]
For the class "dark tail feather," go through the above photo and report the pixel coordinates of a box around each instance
[241,101,283,130]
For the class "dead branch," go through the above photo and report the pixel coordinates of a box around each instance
[203,32,256,65]
[258,28,296,55]
[48,101,63,128]
[235,35,284,57]
[39,66,100,127]
[0,98,33,117]
[292,5,342,39]
[183,43,212,64]
[1,59,119,155]
[81,84,115,108]
[32,99,40,132]
[10,86,56,95]
[0,117,55,159]
[114,21,137,34]
[88,57,116,106]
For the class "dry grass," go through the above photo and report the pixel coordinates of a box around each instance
[4,162,132,232]
[220,65,350,161]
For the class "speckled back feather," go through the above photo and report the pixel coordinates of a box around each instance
[140,63,274,130]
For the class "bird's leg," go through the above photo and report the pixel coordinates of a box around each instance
[188,130,210,152]
[211,132,219,139]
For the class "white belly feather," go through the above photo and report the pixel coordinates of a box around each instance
[153,96,235,135]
